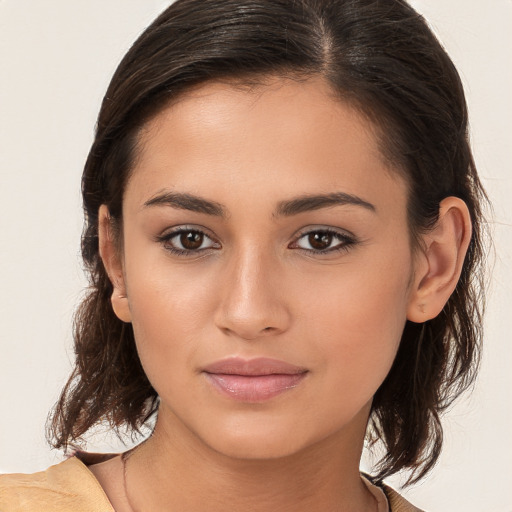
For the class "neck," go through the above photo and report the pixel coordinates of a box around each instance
[123,406,375,512]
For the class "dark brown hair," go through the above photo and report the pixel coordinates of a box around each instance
[48,0,488,484]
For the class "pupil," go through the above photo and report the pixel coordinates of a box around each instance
[181,231,203,250]
[309,232,332,250]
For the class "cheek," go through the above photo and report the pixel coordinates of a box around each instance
[122,252,219,387]
[300,250,412,397]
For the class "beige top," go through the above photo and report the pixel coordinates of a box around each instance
[0,455,424,511]
[361,474,391,512]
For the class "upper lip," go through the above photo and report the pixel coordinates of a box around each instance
[202,357,308,376]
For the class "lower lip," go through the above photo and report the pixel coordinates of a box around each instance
[204,373,307,402]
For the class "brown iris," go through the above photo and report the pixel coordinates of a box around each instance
[308,231,333,250]
[180,231,204,250]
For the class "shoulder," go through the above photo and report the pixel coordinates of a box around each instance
[0,456,114,512]
[381,482,425,512]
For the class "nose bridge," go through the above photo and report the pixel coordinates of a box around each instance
[215,240,289,339]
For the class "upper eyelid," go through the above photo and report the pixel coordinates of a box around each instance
[160,225,354,240]
[293,225,356,240]
[159,224,217,239]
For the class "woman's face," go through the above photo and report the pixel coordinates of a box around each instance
[112,76,418,459]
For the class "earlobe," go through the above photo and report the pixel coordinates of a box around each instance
[407,197,472,323]
[98,205,132,323]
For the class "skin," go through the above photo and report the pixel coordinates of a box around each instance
[94,76,471,511]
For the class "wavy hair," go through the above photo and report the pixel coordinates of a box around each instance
[48,0,488,484]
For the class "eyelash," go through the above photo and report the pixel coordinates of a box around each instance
[157,226,358,258]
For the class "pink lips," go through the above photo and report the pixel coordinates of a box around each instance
[202,357,308,402]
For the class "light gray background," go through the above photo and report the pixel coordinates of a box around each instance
[1,1,510,510]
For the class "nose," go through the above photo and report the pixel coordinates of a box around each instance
[214,246,291,341]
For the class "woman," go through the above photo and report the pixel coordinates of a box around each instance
[0,0,487,510]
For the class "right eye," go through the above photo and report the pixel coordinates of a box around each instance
[157,227,220,256]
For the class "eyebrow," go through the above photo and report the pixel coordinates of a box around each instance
[143,190,376,218]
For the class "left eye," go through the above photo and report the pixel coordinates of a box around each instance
[293,229,354,253]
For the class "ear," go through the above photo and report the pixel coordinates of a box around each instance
[98,204,132,323]
[407,197,472,323]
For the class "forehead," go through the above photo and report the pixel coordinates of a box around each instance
[138,76,378,156]
[128,76,407,216]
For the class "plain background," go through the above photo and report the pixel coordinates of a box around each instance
[0,1,510,510]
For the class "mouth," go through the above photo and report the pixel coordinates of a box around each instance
[202,357,308,402]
